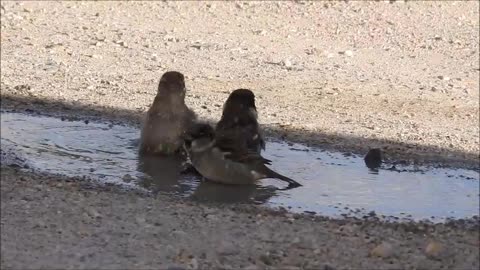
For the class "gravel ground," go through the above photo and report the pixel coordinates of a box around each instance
[1,1,479,166]
[1,1,479,269]
[1,166,479,270]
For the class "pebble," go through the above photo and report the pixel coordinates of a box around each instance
[114,40,127,47]
[425,240,444,258]
[370,242,394,258]
[188,258,198,270]
[164,35,176,42]
[282,59,292,68]
[339,50,353,57]
[122,174,133,183]
[34,220,47,228]
[86,208,102,219]
[136,216,146,224]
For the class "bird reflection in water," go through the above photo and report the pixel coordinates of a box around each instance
[136,154,282,204]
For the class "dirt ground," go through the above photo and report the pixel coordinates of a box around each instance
[1,166,479,270]
[1,1,479,269]
[1,1,479,166]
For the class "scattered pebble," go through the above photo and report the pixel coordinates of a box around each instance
[339,50,353,57]
[425,240,444,259]
[122,174,133,183]
[370,242,394,258]
[86,208,102,219]
[282,59,292,68]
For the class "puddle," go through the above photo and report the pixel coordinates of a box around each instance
[1,112,479,221]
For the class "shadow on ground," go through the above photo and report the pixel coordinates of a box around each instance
[1,93,479,169]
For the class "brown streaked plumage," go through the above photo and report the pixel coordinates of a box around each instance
[139,71,196,155]
[184,123,301,188]
[215,89,265,154]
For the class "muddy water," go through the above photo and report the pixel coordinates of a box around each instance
[1,112,479,221]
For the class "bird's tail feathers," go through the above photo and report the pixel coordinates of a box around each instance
[264,167,302,188]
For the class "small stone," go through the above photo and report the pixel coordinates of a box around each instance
[164,35,176,42]
[188,258,198,270]
[122,174,133,183]
[425,240,444,258]
[206,214,218,221]
[191,43,202,50]
[326,52,335,58]
[339,50,353,57]
[87,208,102,219]
[282,59,292,68]
[370,242,394,258]
[114,40,127,47]
[34,220,46,228]
[364,149,382,169]
[136,216,146,224]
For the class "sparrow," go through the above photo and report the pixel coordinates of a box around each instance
[139,71,197,155]
[184,123,302,188]
[215,89,265,154]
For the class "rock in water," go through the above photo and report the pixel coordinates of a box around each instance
[364,148,382,169]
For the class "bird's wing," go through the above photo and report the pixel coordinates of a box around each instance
[216,122,265,153]
[232,152,272,165]
[214,135,272,165]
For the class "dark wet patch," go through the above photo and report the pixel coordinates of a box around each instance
[1,112,479,222]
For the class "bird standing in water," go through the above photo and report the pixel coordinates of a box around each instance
[184,122,302,188]
[215,89,265,154]
[139,71,196,155]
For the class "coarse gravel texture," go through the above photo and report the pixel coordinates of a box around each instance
[1,1,480,269]
[1,166,479,270]
[1,0,479,167]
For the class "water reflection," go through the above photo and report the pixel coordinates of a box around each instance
[1,112,479,221]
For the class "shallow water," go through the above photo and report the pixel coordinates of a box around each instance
[1,112,479,221]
